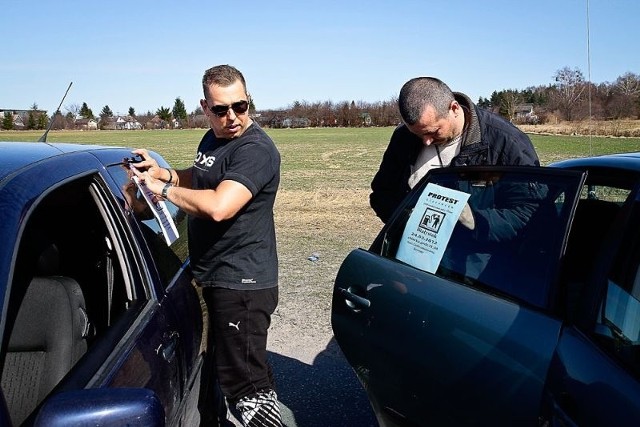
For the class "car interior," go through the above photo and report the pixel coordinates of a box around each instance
[0,175,140,425]
[560,172,633,323]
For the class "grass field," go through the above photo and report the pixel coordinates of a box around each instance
[4,128,640,341]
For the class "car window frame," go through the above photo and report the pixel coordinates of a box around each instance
[62,171,163,387]
[577,175,640,379]
[105,161,189,294]
[370,165,587,309]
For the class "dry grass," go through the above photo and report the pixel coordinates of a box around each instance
[520,119,640,138]
[274,187,381,295]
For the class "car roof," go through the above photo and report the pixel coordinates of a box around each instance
[0,141,126,181]
[551,152,640,172]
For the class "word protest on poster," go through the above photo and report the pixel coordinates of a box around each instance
[396,183,470,273]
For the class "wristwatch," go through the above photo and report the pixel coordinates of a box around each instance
[161,182,173,198]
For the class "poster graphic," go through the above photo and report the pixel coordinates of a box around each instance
[396,183,470,273]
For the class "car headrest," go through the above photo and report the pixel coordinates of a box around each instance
[36,243,60,276]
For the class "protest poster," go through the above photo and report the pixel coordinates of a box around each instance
[396,183,470,273]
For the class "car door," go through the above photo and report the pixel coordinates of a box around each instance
[332,166,586,426]
[102,155,203,426]
[542,171,640,426]
[0,150,187,425]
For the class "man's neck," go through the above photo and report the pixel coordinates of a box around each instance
[452,109,465,138]
[457,106,470,137]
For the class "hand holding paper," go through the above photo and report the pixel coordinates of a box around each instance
[130,173,180,246]
[459,203,476,230]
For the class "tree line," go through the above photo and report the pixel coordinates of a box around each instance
[3,66,639,131]
[271,67,640,128]
[480,67,640,124]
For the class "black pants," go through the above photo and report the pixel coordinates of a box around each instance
[199,286,279,426]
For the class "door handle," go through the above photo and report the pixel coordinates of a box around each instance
[156,331,179,362]
[339,287,371,309]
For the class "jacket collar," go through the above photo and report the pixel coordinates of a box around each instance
[454,92,482,147]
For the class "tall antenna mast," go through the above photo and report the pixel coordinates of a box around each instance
[586,0,593,154]
[38,81,73,143]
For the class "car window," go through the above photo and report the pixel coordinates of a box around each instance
[580,183,631,202]
[2,173,148,425]
[586,180,640,377]
[376,166,584,308]
[106,164,189,290]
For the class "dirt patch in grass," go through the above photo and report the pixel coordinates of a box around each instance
[270,188,381,352]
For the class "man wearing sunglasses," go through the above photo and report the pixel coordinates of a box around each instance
[132,64,282,427]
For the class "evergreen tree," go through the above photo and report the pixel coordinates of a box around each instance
[128,106,135,117]
[156,106,172,128]
[80,102,95,119]
[2,112,14,130]
[172,97,188,126]
[99,105,114,129]
[27,103,41,130]
[27,111,37,129]
[477,97,491,109]
[100,105,114,118]
[38,112,50,130]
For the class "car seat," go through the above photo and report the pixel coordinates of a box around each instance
[1,244,91,425]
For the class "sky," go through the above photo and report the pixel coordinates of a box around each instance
[2,0,639,116]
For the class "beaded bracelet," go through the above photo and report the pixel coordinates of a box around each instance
[166,168,175,184]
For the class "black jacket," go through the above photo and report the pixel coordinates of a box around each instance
[370,93,539,223]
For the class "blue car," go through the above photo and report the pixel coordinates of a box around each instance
[0,141,205,426]
[332,153,640,426]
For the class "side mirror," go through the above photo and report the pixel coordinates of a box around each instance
[33,388,165,426]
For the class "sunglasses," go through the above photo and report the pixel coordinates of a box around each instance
[208,100,249,117]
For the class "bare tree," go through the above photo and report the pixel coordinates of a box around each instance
[550,66,586,121]
[306,101,322,127]
[64,112,76,129]
[616,72,640,97]
[320,101,336,127]
[51,110,65,130]
[614,72,640,118]
[65,103,82,119]
[500,90,524,122]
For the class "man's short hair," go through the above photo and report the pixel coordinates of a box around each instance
[202,65,247,94]
[398,77,455,125]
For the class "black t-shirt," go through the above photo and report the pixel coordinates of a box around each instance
[188,123,280,289]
